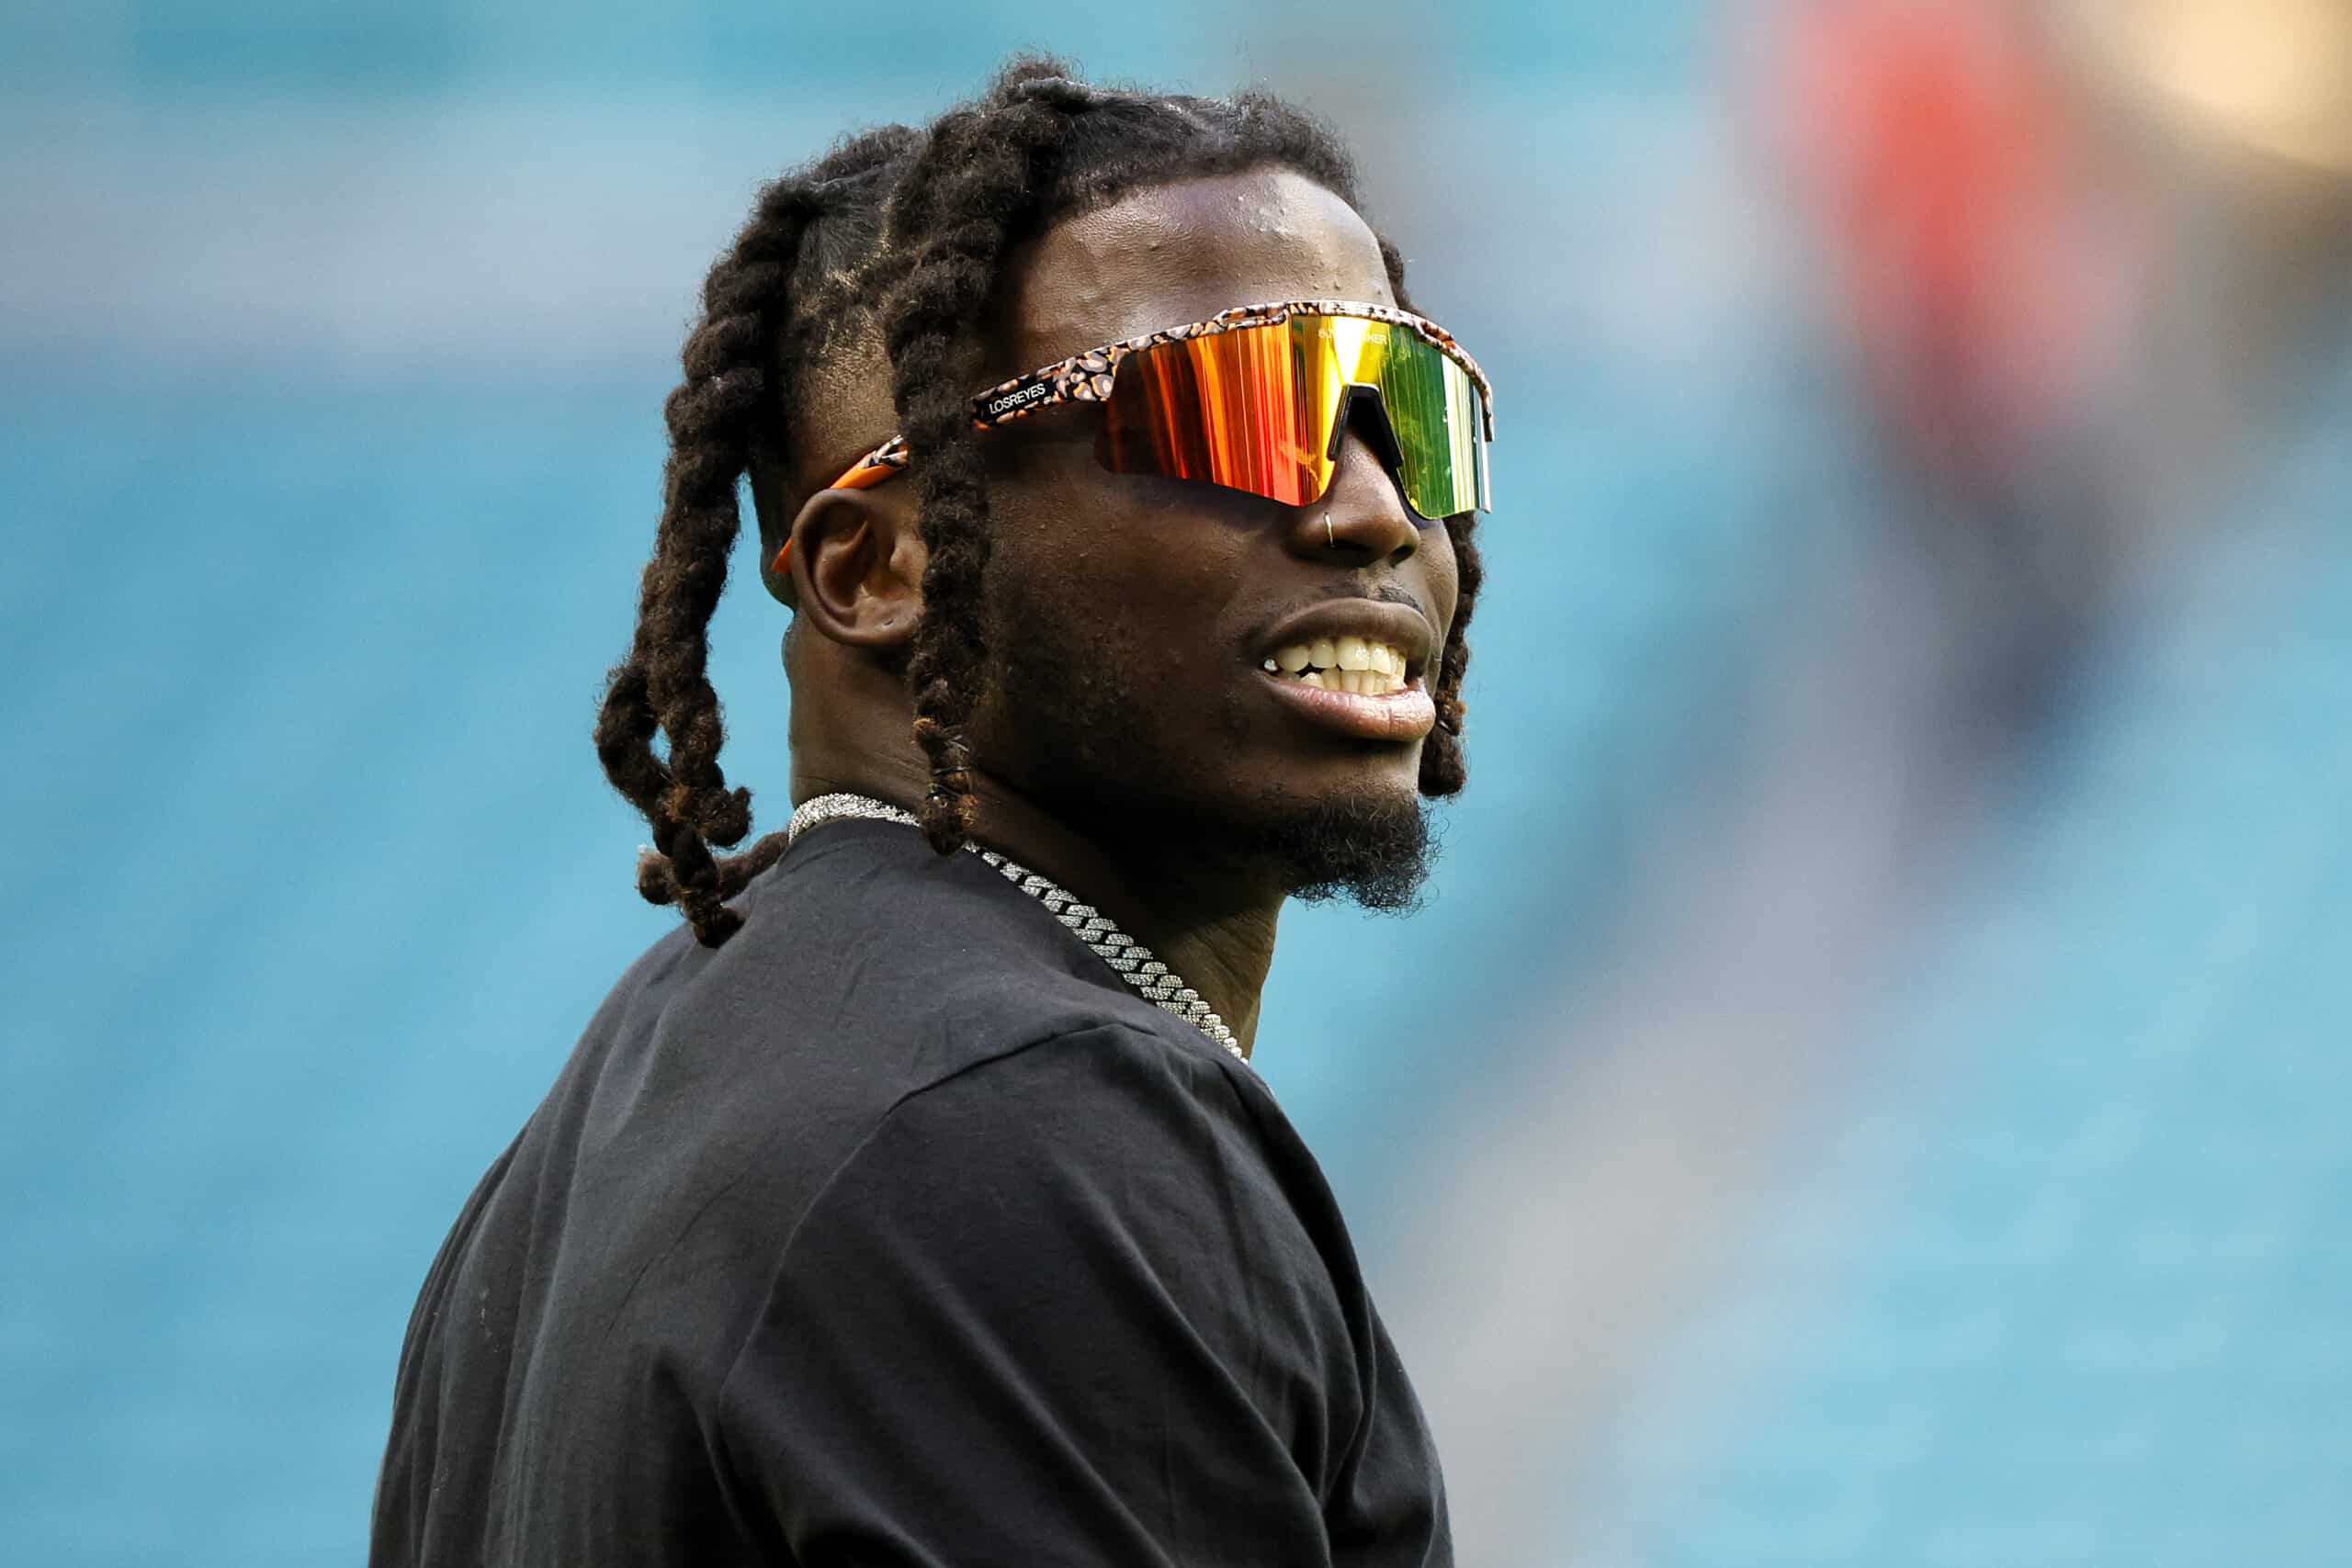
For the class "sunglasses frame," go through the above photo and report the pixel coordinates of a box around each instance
[774,298,1495,575]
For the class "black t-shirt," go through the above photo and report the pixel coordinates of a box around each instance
[371,818,1453,1566]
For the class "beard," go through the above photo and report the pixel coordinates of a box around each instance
[975,574,1442,914]
[1195,784,1436,912]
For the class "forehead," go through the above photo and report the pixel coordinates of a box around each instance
[996,166,1395,369]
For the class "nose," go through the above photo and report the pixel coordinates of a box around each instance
[1286,394,1420,566]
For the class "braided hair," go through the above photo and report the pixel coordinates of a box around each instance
[598,52,1484,946]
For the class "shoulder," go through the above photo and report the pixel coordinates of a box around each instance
[778,1018,1330,1305]
[806,1017,1278,1228]
[548,821,1332,1311]
[748,1017,1363,1413]
[708,818,1238,1078]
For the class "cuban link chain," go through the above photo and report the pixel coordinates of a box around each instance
[783,792,1245,1063]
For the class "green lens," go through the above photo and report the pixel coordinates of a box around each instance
[1374,330,1490,521]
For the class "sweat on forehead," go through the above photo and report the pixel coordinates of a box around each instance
[994,167,1396,374]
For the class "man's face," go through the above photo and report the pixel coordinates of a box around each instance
[961,167,1463,907]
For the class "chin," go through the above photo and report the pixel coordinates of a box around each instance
[1207,773,1441,914]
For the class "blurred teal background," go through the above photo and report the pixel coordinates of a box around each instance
[4,3,2347,1564]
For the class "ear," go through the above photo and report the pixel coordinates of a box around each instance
[780,485,927,650]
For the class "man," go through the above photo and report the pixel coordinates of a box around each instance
[374,52,1492,1565]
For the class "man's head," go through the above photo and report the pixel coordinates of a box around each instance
[601,55,1485,945]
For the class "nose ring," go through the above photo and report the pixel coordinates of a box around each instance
[1324,513,1335,548]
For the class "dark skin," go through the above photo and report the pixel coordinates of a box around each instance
[778,167,1461,1056]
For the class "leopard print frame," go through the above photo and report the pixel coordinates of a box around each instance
[824,297,1495,493]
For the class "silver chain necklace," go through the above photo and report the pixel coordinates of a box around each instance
[784,792,1246,1063]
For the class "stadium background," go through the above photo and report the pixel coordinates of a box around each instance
[4,2,2346,1562]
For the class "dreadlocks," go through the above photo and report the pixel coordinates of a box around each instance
[596,51,1483,947]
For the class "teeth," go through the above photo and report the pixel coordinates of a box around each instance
[1265,638,1410,694]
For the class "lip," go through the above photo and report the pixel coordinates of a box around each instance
[1258,668,1438,741]
[1255,598,1435,679]
[1252,597,1440,743]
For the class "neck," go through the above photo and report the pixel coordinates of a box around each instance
[978,777,1284,1057]
[794,761,1282,1056]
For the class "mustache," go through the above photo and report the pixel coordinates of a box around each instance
[1363,581,1428,619]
